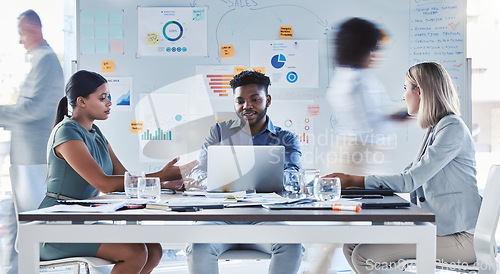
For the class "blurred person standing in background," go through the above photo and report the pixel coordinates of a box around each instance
[312,18,402,274]
[327,17,401,176]
[0,9,63,273]
[0,9,63,165]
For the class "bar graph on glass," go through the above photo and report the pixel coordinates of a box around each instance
[267,100,315,167]
[141,128,172,141]
[137,93,188,161]
[196,65,245,99]
[206,74,232,97]
[294,132,309,144]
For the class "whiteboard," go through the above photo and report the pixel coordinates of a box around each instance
[76,0,467,175]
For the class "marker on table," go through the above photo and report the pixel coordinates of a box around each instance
[332,204,361,212]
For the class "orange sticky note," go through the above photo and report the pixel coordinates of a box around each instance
[131,121,143,133]
[221,44,234,58]
[380,29,389,44]
[101,60,115,72]
[280,26,293,38]
[252,67,265,74]
[234,66,247,75]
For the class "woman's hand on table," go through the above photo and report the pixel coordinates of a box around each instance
[323,172,365,189]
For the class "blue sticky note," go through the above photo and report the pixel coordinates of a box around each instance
[109,25,123,39]
[81,40,95,54]
[109,10,123,24]
[81,25,94,39]
[95,40,109,54]
[95,26,108,39]
[192,8,205,21]
[80,10,94,24]
[95,11,109,24]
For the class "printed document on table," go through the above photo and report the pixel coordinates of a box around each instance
[42,202,128,213]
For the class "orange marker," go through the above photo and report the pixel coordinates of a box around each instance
[332,204,361,212]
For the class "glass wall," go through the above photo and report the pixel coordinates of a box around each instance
[0,0,499,271]
[468,0,500,189]
[0,0,67,196]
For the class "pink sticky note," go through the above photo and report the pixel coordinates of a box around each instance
[307,104,320,117]
[110,40,123,54]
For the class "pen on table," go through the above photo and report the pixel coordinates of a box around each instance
[332,204,361,212]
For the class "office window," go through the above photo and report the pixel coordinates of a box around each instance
[0,0,66,196]
[468,0,500,189]
[468,0,500,246]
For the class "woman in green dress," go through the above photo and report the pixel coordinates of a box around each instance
[39,70,198,273]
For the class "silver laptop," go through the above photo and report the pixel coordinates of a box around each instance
[207,145,285,193]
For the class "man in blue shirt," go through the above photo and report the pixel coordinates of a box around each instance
[189,71,302,185]
[186,71,304,274]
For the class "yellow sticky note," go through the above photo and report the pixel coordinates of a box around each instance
[147,33,159,45]
[280,26,293,38]
[131,121,144,133]
[234,66,247,75]
[252,67,265,74]
[221,44,234,58]
[101,60,115,72]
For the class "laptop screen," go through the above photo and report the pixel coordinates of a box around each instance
[207,145,285,193]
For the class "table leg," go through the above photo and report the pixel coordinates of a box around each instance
[18,222,40,274]
[415,224,436,273]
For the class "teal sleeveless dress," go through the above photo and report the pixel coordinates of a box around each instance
[38,117,113,260]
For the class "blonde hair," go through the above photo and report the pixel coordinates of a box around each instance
[405,62,460,129]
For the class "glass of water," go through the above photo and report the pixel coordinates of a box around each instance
[300,169,319,198]
[124,171,140,199]
[282,170,300,198]
[138,177,161,202]
[314,177,341,202]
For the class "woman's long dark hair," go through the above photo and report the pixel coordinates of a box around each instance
[53,70,107,127]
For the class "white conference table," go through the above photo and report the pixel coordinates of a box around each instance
[18,193,436,273]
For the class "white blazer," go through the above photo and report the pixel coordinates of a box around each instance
[365,114,482,236]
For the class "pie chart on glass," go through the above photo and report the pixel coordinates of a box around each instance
[271,54,286,69]
[163,21,184,41]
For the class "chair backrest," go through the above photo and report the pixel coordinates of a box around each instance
[10,164,48,252]
[474,164,500,274]
[10,164,48,213]
[10,164,115,272]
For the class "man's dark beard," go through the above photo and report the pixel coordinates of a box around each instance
[239,106,268,127]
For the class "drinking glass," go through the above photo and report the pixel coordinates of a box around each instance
[124,171,141,199]
[299,169,319,198]
[137,177,161,202]
[282,170,301,198]
[314,177,341,202]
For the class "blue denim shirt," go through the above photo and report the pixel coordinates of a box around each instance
[365,115,482,236]
[191,116,302,186]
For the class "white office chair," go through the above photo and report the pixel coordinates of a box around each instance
[10,164,114,274]
[388,164,500,274]
[218,249,272,261]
